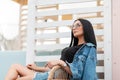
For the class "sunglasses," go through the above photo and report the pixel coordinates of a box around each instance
[72,23,82,29]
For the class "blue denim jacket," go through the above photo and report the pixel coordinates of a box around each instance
[67,43,97,80]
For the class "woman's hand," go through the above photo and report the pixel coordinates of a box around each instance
[26,64,38,71]
[47,60,60,69]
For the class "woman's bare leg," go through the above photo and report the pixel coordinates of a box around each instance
[5,64,35,80]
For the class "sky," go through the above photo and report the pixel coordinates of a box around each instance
[0,0,19,40]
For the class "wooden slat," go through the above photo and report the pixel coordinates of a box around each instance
[35,32,70,39]
[36,0,97,6]
[35,18,104,28]
[35,54,104,62]
[36,6,104,17]
[35,55,60,62]
[104,0,112,80]
[26,0,36,64]
[34,30,103,39]
[35,42,103,51]
[97,42,103,48]
[35,44,69,51]
[35,55,103,61]
[97,54,104,60]
[96,66,104,73]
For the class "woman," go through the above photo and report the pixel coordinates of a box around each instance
[5,18,97,80]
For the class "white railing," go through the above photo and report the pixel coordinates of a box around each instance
[27,0,112,80]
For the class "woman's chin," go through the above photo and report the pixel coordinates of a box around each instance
[73,35,78,38]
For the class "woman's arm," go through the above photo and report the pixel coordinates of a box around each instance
[47,60,72,75]
[27,64,50,72]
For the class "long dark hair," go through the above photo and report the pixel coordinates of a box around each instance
[69,18,97,48]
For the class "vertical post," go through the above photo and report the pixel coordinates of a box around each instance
[26,0,36,64]
[104,0,112,80]
[18,5,22,49]
[112,0,120,80]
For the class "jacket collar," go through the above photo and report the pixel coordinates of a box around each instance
[85,43,95,47]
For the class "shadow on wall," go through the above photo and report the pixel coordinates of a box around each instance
[0,51,26,80]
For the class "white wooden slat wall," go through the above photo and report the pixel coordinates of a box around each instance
[27,0,112,80]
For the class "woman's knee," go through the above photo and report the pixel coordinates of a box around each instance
[10,64,23,69]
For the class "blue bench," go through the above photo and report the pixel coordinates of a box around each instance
[0,51,26,80]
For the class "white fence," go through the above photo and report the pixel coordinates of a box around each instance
[27,0,112,80]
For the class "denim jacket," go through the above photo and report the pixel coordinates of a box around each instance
[67,43,97,80]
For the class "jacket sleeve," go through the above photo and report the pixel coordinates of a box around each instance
[67,54,87,79]
[82,47,97,80]
[67,47,97,80]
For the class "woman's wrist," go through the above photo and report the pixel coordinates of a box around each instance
[37,67,48,72]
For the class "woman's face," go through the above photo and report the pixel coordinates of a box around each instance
[72,20,84,38]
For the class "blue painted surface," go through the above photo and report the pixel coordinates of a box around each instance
[0,51,26,80]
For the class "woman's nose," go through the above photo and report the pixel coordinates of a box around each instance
[72,26,76,30]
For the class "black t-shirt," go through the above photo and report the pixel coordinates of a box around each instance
[60,44,83,63]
